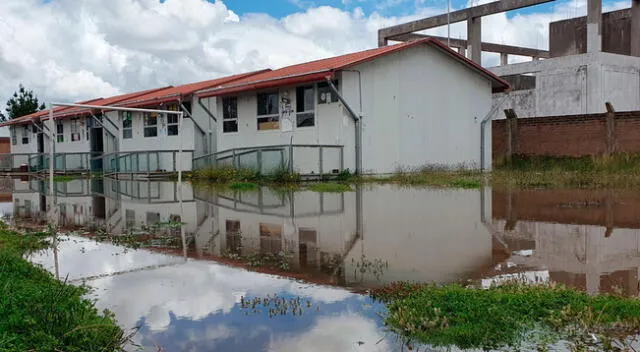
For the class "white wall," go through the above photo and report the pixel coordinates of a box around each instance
[214,80,355,174]
[352,44,493,174]
[490,52,640,119]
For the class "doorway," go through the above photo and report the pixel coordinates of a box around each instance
[90,127,104,171]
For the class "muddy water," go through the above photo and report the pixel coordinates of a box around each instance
[7,177,640,351]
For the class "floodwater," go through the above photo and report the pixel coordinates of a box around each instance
[6,177,640,351]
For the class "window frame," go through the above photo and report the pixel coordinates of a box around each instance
[296,85,315,128]
[167,113,179,136]
[122,117,133,139]
[143,113,158,138]
[21,126,29,145]
[56,122,64,143]
[10,128,17,146]
[70,118,81,142]
[222,97,238,133]
[256,91,280,131]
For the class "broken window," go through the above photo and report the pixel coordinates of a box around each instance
[56,123,64,143]
[296,85,315,127]
[71,118,81,142]
[143,113,158,137]
[317,80,339,104]
[122,118,132,139]
[257,92,279,130]
[22,126,29,144]
[223,97,238,133]
[167,114,179,136]
[10,128,16,145]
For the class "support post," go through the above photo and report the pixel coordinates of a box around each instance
[504,109,519,164]
[605,102,616,156]
[467,16,482,63]
[632,0,640,57]
[500,53,508,66]
[458,47,466,57]
[319,146,323,176]
[586,0,602,53]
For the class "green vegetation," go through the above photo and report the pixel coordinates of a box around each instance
[190,165,300,184]
[0,226,128,352]
[371,281,640,351]
[306,182,352,193]
[52,175,77,182]
[493,154,640,188]
[229,182,259,191]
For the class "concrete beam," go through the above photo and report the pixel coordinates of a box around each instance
[632,0,640,56]
[389,33,550,58]
[467,17,482,63]
[378,0,555,46]
[501,53,509,65]
[586,0,602,53]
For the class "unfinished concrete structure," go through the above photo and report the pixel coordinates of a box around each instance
[378,0,640,119]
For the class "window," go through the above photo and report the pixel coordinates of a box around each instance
[167,114,179,136]
[10,128,16,145]
[125,209,135,229]
[56,123,64,143]
[146,212,160,226]
[296,85,315,127]
[257,92,279,130]
[317,80,339,104]
[143,113,158,137]
[21,126,29,144]
[122,118,132,139]
[259,223,282,253]
[222,97,238,133]
[225,220,241,254]
[71,119,81,141]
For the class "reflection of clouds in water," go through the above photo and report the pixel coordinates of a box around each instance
[28,236,184,281]
[85,255,358,332]
[268,313,390,352]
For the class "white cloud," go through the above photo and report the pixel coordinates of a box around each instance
[0,0,628,108]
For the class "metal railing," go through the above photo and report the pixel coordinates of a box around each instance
[96,150,194,174]
[0,152,91,172]
[193,144,344,176]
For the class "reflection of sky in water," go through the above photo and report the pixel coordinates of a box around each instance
[29,236,393,352]
[0,201,12,218]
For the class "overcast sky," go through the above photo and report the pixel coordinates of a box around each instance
[0,0,630,108]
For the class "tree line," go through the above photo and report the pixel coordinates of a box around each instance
[0,85,46,122]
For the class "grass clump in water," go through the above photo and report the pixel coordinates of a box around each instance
[385,165,483,189]
[371,281,640,351]
[307,182,352,193]
[53,175,77,182]
[0,225,128,352]
[191,164,300,186]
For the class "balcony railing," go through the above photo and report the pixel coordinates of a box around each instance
[193,144,344,176]
[97,150,194,174]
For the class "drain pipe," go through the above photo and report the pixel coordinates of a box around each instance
[197,97,217,155]
[325,77,362,175]
[480,94,509,171]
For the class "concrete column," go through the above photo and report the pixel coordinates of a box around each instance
[632,0,640,56]
[586,0,602,53]
[500,53,508,66]
[585,229,601,295]
[605,102,616,156]
[467,17,482,63]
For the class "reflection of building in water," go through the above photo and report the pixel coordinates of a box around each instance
[193,185,495,288]
[492,188,640,295]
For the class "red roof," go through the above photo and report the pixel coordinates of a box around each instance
[197,38,510,98]
[0,97,105,127]
[114,70,271,109]
[42,87,171,121]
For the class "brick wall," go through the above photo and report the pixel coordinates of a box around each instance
[492,111,640,160]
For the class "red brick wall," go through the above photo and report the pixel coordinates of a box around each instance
[492,111,640,159]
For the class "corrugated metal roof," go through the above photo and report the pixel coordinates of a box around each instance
[197,38,510,98]
[0,97,105,127]
[114,70,271,109]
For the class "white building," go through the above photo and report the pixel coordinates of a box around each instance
[196,38,509,174]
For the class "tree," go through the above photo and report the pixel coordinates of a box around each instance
[0,84,46,122]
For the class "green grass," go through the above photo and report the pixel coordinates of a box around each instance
[306,182,352,193]
[52,175,77,182]
[190,165,300,185]
[371,281,640,351]
[229,182,259,191]
[0,226,128,352]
